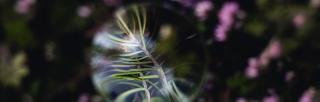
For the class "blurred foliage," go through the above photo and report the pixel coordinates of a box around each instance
[0,51,28,87]
[244,18,266,37]
[227,73,256,95]
[156,25,195,77]
[3,20,34,47]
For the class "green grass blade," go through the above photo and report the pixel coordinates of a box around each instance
[118,56,148,62]
[118,82,143,88]
[115,88,145,102]
[112,68,156,72]
[106,34,132,44]
[119,61,152,65]
[139,75,159,79]
[119,51,143,57]
[111,64,135,68]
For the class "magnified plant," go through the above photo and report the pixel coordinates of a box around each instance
[91,3,206,102]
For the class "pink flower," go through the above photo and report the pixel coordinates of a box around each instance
[194,1,213,21]
[293,13,306,28]
[177,0,197,7]
[245,58,259,78]
[218,2,238,25]
[215,25,228,42]
[258,54,269,67]
[15,0,35,14]
[77,5,92,18]
[299,88,316,102]
[310,0,320,8]
[263,95,279,102]
[214,2,239,42]
[263,90,279,102]
[77,93,90,102]
[245,67,258,78]
[258,39,282,66]
[267,40,281,58]
[103,0,121,6]
[236,97,247,102]
[285,71,295,82]
[244,39,282,77]
[248,57,259,68]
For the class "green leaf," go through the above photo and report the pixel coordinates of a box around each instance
[118,56,148,62]
[112,68,157,72]
[113,76,142,80]
[119,61,152,65]
[112,72,142,80]
[106,34,133,44]
[111,64,136,68]
[120,42,140,47]
[118,82,143,88]
[139,75,159,79]
[112,72,142,76]
[115,88,145,102]
[120,51,144,57]
[142,97,165,102]
[128,68,157,72]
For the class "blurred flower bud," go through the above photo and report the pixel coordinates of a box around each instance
[310,0,320,8]
[15,0,36,14]
[77,5,92,18]
[236,97,247,102]
[103,0,121,6]
[245,57,259,78]
[194,1,213,21]
[214,2,239,42]
[285,71,295,82]
[299,87,316,102]
[293,13,306,28]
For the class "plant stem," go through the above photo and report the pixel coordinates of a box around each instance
[141,48,174,99]
[138,65,151,102]
[140,73,151,102]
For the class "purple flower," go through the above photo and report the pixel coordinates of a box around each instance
[77,93,90,102]
[293,13,306,28]
[245,57,259,78]
[267,40,281,58]
[285,71,295,82]
[263,90,279,102]
[177,0,198,7]
[214,2,239,42]
[15,0,35,14]
[248,57,259,68]
[77,5,92,18]
[259,39,282,66]
[244,39,282,78]
[259,55,270,67]
[236,97,247,102]
[299,87,316,102]
[103,0,121,6]
[215,25,228,42]
[263,95,279,102]
[194,1,213,21]
[245,67,258,78]
[218,2,238,25]
[310,0,320,8]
